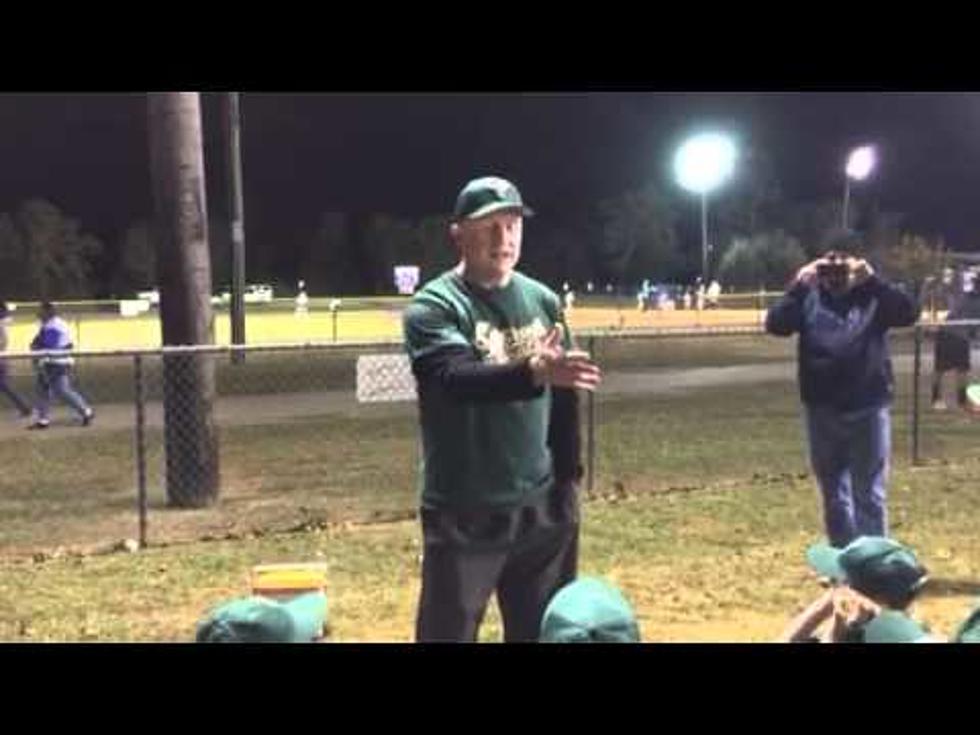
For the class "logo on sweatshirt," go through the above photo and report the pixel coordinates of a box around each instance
[474,318,548,365]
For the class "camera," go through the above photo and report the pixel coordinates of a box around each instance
[817,263,848,279]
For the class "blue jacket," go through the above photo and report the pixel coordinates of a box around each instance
[766,276,919,410]
[30,316,75,366]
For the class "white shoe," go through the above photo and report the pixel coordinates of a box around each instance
[932,400,948,411]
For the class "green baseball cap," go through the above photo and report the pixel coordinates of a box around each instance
[858,610,933,643]
[953,601,980,643]
[196,591,327,643]
[540,577,641,643]
[806,536,928,603]
[453,176,534,221]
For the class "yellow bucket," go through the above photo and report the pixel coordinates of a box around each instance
[250,562,327,601]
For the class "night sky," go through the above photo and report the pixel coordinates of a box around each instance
[0,92,977,250]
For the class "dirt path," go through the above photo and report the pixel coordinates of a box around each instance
[0,353,936,437]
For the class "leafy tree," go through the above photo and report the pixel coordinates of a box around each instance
[112,221,157,295]
[0,199,104,299]
[718,229,807,290]
[596,185,680,285]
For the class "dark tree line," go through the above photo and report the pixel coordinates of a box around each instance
[0,145,950,301]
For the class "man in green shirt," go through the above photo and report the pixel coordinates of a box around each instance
[403,176,602,642]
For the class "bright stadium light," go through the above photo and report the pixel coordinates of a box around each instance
[674,132,737,195]
[846,145,876,181]
[673,132,737,282]
[842,144,877,227]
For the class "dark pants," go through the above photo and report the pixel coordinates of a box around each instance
[0,361,30,415]
[934,331,970,373]
[416,482,579,643]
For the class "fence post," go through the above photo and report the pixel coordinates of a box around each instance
[231,311,246,365]
[587,334,596,494]
[912,324,922,467]
[133,354,149,548]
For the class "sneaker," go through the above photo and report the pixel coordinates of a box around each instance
[27,421,49,430]
[932,400,948,411]
[81,409,95,427]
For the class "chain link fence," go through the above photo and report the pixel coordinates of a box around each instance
[0,323,975,557]
[0,341,417,555]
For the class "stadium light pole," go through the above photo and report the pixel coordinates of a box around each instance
[224,92,247,363]
[842,144,876,229]
[673,132,737,283]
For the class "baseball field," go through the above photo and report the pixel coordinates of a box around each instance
[3,298,776,351]
[0,299,975,642]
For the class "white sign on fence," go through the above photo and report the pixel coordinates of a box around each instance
[120,299,151,317]
[394,265,421,295]
[355,353,417,403]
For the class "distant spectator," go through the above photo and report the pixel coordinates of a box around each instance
[706,279,721,309]
[931,282,980,411]
[539,576,641,643]
[0,301,31,418]
[28,301,94,430]
[295,279,310,317]
[563,289,575,312]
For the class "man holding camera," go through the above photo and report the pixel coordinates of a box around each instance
[766,232,919,548]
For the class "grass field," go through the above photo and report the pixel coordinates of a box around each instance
[1,439,977,642]
[0,298,970,642]
[0,332,977,642]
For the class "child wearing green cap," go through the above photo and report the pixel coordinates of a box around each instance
[539,577,641,643]
[781,536,938,643]
[196,591,327,643]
